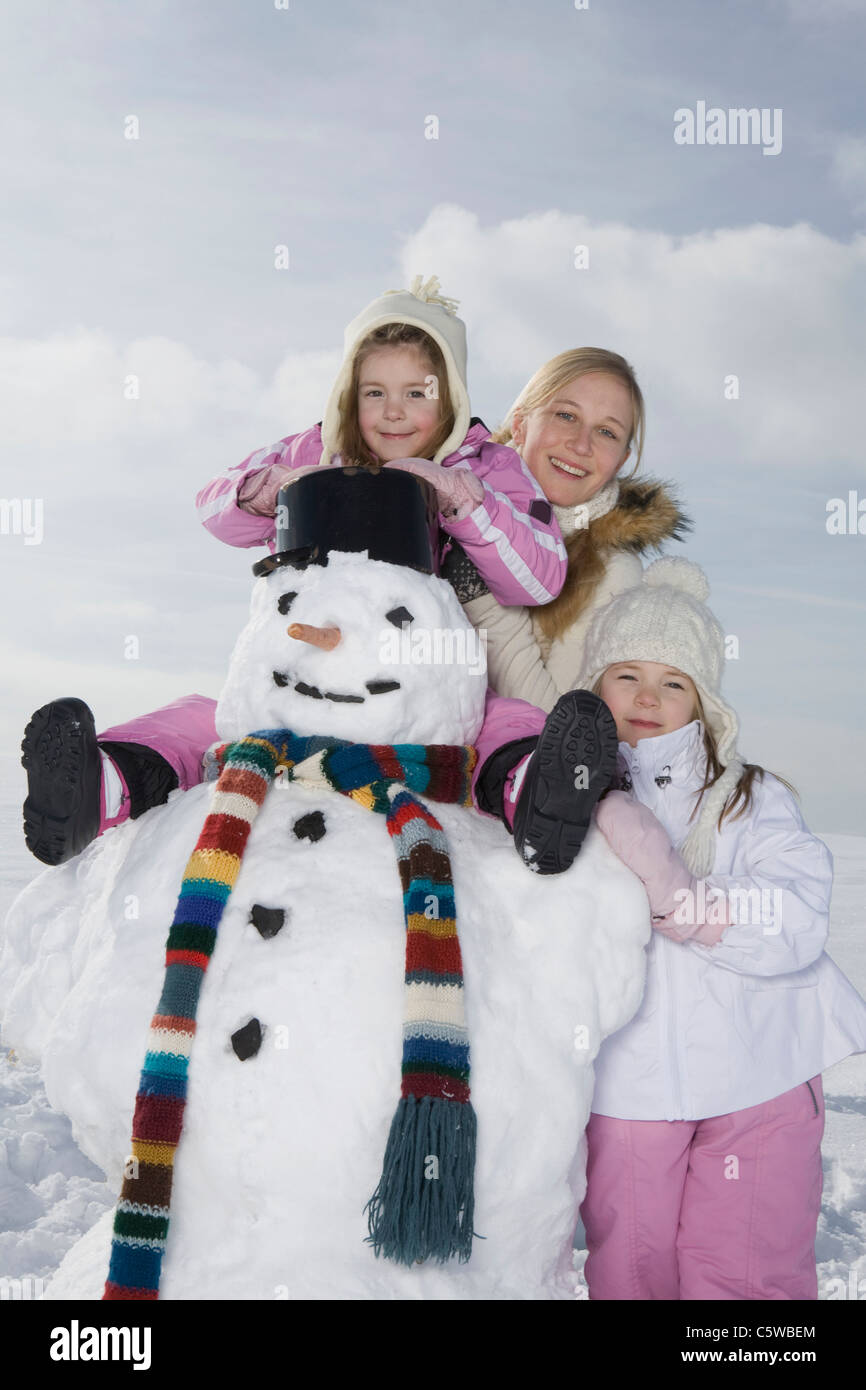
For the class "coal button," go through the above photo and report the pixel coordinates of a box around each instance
[250,904,286,939]
[231,1018,263,1060]
[293,811,326,842]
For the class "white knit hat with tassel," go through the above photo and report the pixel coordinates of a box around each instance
[576,556,745,876]
[319,275,471,466]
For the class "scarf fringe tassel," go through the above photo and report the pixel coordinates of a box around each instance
[365,1095,477,1265]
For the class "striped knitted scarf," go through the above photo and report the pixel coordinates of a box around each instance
[103,731,478,1300]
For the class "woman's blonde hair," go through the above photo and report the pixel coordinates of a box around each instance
[337,323,455,467]
[590,676,797,829]
[492,347,645,476]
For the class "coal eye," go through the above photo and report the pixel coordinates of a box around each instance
[277,591,298,615]
[386,606,414,628]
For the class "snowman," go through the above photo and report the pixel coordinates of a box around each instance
[0,468,650,1300]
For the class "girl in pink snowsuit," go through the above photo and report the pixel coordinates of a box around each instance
[23,277,616,871]
[577,557,866,1300]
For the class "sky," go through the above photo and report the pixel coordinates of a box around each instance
[0,0,864,833]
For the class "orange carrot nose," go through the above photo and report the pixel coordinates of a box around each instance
[287,622,341,650]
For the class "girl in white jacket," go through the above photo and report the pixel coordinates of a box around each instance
[579,557,866,1300]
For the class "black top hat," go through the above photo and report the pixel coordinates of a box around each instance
[251,466,440,578]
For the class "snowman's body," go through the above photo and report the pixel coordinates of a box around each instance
[1,552,649,1300]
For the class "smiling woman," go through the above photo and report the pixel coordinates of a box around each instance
[461,348,689,718]
[462,348,693,847]
[511,370,637,510]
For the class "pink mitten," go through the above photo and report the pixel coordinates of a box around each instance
[238,463,323,517]
[382,457,485,520]
[594,792,727,946]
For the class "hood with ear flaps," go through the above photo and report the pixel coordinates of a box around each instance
[319,275,472,466]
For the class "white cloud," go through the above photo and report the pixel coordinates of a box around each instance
[2,204,866,830]
[4,230,863,510]
[0,332,263,447]
[5,205,864,512]
[272,350,343,433]
[0,332,341,511]
[398,204,866,477]
[0,332,339,446]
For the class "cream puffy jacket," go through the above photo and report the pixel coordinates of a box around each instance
[465,547,643,713]
[462,476,687,712]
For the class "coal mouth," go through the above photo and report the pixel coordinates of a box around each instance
[272,673,401,703]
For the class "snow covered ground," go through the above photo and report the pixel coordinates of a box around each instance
[1,753,864,1300]
[0,758,116,1296]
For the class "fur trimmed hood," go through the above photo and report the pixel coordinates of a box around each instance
[535,476,691,642]
[591,476,690,553]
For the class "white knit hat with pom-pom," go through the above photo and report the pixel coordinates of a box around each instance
[576,556,744,875]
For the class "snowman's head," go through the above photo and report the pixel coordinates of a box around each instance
[216,551,487,747]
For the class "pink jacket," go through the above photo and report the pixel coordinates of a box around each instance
[195,421,568,608]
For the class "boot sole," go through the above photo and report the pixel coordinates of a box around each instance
[21,698,101,866]
[515,691,619,874]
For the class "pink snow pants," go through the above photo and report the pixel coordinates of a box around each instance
[98,694,220,791]
[98,688,545,813]
[579,1077,825,1301]
[472,689,545,822]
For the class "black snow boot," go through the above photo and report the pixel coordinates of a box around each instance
[511,690,619,875]
[22,698,102,867]
[22,698,178,867]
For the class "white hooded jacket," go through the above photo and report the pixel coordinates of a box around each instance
[591,720,866,1121]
